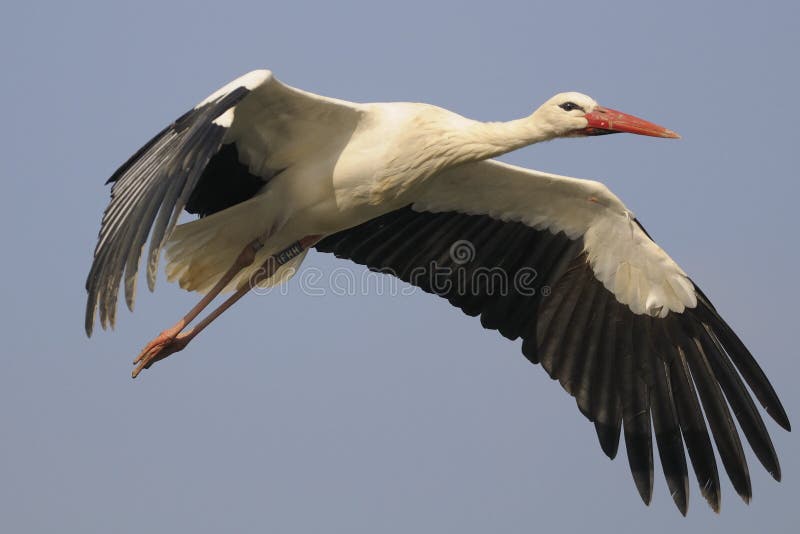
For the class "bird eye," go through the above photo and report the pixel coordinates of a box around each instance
[559,102,584,112]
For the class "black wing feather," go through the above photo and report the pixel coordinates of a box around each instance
[679,319,752,502]
[664,322,722,512]
[86,86,260,336]
[620,314,655,504]
[649,331,690,515]
[591,299,623,460]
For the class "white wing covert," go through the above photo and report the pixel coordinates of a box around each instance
[415,160,696,317]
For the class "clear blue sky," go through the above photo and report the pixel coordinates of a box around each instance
[1,1,797,532]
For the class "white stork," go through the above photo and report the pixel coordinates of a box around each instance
[86,70,789,514]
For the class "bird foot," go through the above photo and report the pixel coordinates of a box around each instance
[132,328,191,378]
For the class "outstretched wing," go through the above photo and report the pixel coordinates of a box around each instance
[85,70,360,335]
[315,159,790,514]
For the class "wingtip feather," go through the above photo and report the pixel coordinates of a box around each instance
[595,421,620,459]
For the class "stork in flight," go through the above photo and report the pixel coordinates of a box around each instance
[86,70,789,514]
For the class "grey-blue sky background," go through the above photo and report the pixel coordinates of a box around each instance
[1,1,797,532]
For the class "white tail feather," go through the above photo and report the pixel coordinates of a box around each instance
[164,193,293,293]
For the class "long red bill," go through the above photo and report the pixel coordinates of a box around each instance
[583,106,680,138]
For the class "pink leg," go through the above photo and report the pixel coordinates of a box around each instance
[131,235,321,378]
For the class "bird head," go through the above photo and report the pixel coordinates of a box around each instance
[533,92,680,139]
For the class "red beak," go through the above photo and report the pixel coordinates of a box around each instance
[583,106,680,138]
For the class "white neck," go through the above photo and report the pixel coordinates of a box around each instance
[367,110,558,204]
[450,113,557,164]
